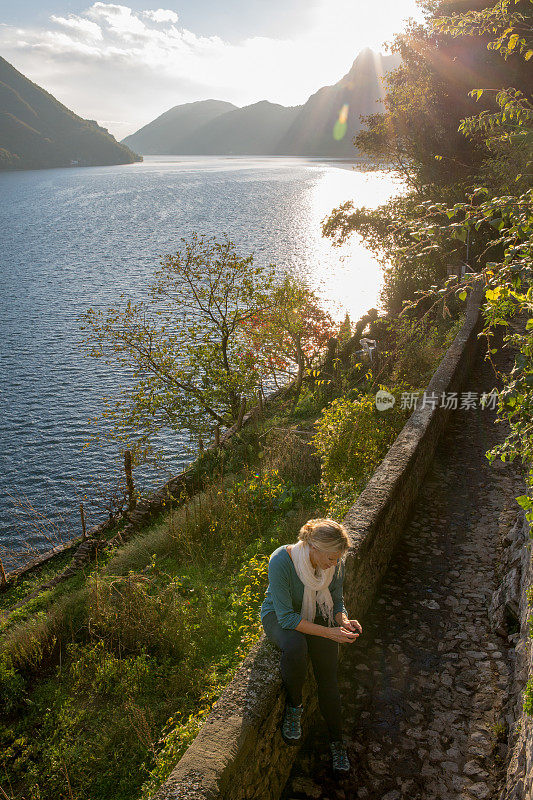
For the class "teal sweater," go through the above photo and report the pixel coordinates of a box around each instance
[260,544,347,629]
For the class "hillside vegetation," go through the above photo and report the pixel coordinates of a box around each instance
[0,57,141,171]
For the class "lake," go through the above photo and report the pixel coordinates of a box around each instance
[0,156,401,567]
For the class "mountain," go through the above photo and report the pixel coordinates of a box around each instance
[122,48,401,157]
[0,57,141,171]
[276,48,401,157]
[178,101,301,155]
[121,99,237,155]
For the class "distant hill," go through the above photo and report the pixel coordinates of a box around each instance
[179,101,301,155]
[0,57,141,171]
[121,99,237,155]
[122,48,401,157]
[276,48,401,157]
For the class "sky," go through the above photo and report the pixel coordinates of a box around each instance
[0,1,424,139]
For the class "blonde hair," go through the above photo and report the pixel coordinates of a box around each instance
[298,518,351,555]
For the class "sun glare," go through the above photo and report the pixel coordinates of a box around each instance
[299,165,406,323]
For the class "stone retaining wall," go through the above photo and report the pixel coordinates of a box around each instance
[492,508,533,800]
[0,515,117,593]
[150,279,487,800]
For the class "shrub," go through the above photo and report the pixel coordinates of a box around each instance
[313,389,410,517]
[0,654,26,713]
[261,427,321,487]
[86,571,188,660]
[384,314,465,387]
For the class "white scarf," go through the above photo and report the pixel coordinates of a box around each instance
[290,541,335,626]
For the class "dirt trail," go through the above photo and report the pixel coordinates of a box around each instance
[281,334,526,800]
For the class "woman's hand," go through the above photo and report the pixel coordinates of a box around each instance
[327,626,359,643]
[344,618,362,634]
[335,613,363,635]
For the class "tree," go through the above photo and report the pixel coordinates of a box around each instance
[322,0,532,314]
[241,275,337,403]
[338,313,352,346]
[78,234,336,465]
[79,233,280,461]
[435,0,533,186]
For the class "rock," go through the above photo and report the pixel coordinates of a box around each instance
[466,781,491,799]
[463,760,489,779]
[291,778,322,798]
[419,599,441,609]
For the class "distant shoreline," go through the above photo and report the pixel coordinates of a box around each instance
[0,153,391,176]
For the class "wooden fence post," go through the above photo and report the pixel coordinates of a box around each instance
[80,503,87,540]
[124,449,136,512]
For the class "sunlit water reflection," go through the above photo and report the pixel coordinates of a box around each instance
[0,156,402,562]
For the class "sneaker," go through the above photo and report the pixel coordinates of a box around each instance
[281,702,303,745]
[330,739,350,777]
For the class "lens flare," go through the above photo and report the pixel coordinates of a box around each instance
[333,103,349,141]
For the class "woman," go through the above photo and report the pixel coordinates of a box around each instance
[260,517,362,778]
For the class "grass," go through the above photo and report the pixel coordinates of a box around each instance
[0,305,467,800]
[0,548,79,613]
[0,464,322,800]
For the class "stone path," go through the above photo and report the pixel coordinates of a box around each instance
[281,335,527,800]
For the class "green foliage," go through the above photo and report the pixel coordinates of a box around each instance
[0,456,323,800]
[0,654,26,713]
[338,313,352,346]
[377,312,467,387]
[0,549,78,613]
[0,644,173,800]
[313,390,410,518]
[138,551,269,799]
[322,0,532,315]
[85,571,189,660]
[290,383,329,420]
[346,0,533,677]
[434,0,533,62]
[460,87,533,147]
[352,12,501,189]
[242,274,337,405]
[322,186,482,314]
[0,289,466,797]
[79,233,278,460]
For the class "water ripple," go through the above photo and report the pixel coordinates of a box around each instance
[0,155,402,560]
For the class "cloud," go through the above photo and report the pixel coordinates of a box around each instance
[0,1,422,138]
[143,9,179,24]
[49,15,103,41]
[87,3,151,38]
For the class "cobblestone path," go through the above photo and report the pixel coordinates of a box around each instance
[281,337,526,800]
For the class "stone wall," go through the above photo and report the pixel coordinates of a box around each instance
[0,514,117,593]
[150,279,487,800]
[491,508,533,800]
